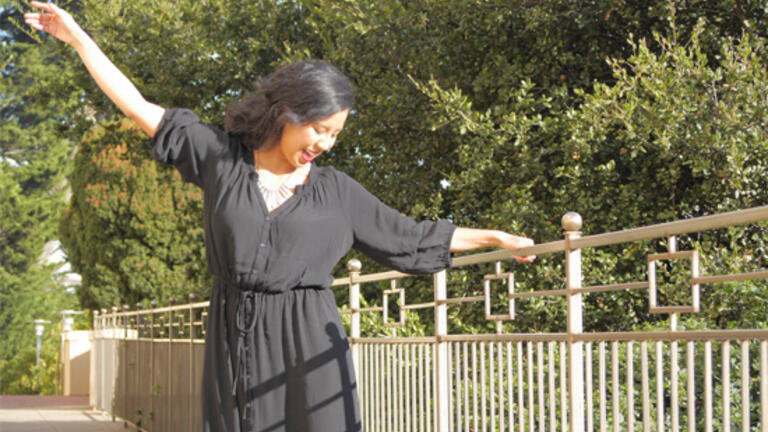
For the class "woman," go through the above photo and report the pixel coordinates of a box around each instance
[25,2,535,431]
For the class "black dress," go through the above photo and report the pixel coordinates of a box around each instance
[150,108,457,432]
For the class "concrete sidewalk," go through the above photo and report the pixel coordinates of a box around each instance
[0,396,129,432]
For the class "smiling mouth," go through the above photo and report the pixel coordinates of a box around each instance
[301,149,319,162]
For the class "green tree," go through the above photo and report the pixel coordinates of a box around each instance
[60,119,208,309]
[0,0,82,394]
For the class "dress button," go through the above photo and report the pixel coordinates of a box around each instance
[265,216,270,221]
[259,243,265,248]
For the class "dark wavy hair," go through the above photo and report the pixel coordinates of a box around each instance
[225,60,355,151]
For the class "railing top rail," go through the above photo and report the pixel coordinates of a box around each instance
[343,205,768,285]
[95,300,209,317]
[569,204,768,250]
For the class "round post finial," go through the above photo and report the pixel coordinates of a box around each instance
[347,259,362,272]
[561,212,583,232]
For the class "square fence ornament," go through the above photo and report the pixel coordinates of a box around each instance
[383,287,406,327]
[647,250,700,314]
[484,272,515,321]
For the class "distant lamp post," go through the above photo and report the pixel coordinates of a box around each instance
[32,319,51,366]
[58,310,83,332]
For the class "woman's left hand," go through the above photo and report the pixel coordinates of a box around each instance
[450,227,537,262]
[497,233,536,263]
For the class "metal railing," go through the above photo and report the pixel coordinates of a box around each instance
[91,206,768,431]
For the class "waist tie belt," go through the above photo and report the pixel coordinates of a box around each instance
[232,290,258,400]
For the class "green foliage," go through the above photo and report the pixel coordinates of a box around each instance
[0,0,82,394]
[60,119,208,309]
[0,337,60,395]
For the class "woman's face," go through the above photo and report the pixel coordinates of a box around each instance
[278,109,350,168]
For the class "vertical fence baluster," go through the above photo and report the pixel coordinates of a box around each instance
[459,342,463,432]
[611,341,619,432]
[656,341,664,432]
[446,342,454,432]
[386,343,392,431]
[528,341,534,432]
[761,340,767,432]
[168,298,175,432]
[599,342,606,432]
[121,305,127,427]
[381,344,386,432]
[473,343,478,432]
[401,343,406,432]
[560,341,567,432]
[498,342,504,432]
[508,342,514,432]
[150,302,156,430]
[411,344,417,432]
[487,342,493,432]
[705,340,713,432]
[465,342,470,432]
[687,341,695,432]
[406,343,411,432]
[549,342,556,432]
[723,340,731,432]
[537,341,544,432]
[741,341,749,432]
[627,341,634,432]
[586,342,593,432]
[482,342,487,431]
[363,344,369,432]
[135,303,142,428]
[672,334,680,432]
[641,341,649,432]
[454,342,460,432]
[517,341,524,432]
[189,294,195,432]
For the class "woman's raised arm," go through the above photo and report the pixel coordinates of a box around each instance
[24,1,165,137]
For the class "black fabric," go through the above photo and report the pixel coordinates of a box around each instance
[149,108,457,432]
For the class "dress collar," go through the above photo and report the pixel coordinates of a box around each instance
[240,138,318,191]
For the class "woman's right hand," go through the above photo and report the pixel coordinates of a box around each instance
[24,1,83,46]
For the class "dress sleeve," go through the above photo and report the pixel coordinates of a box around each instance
[148,108,225,188]
[339,171,457,274]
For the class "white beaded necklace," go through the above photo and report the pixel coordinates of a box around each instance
[254,154,310,213]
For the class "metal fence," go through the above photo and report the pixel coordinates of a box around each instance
[91,206,768,431]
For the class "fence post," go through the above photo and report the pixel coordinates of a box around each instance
[563,212,585,432]
[434,269,449,432]
[348,259,362,374]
